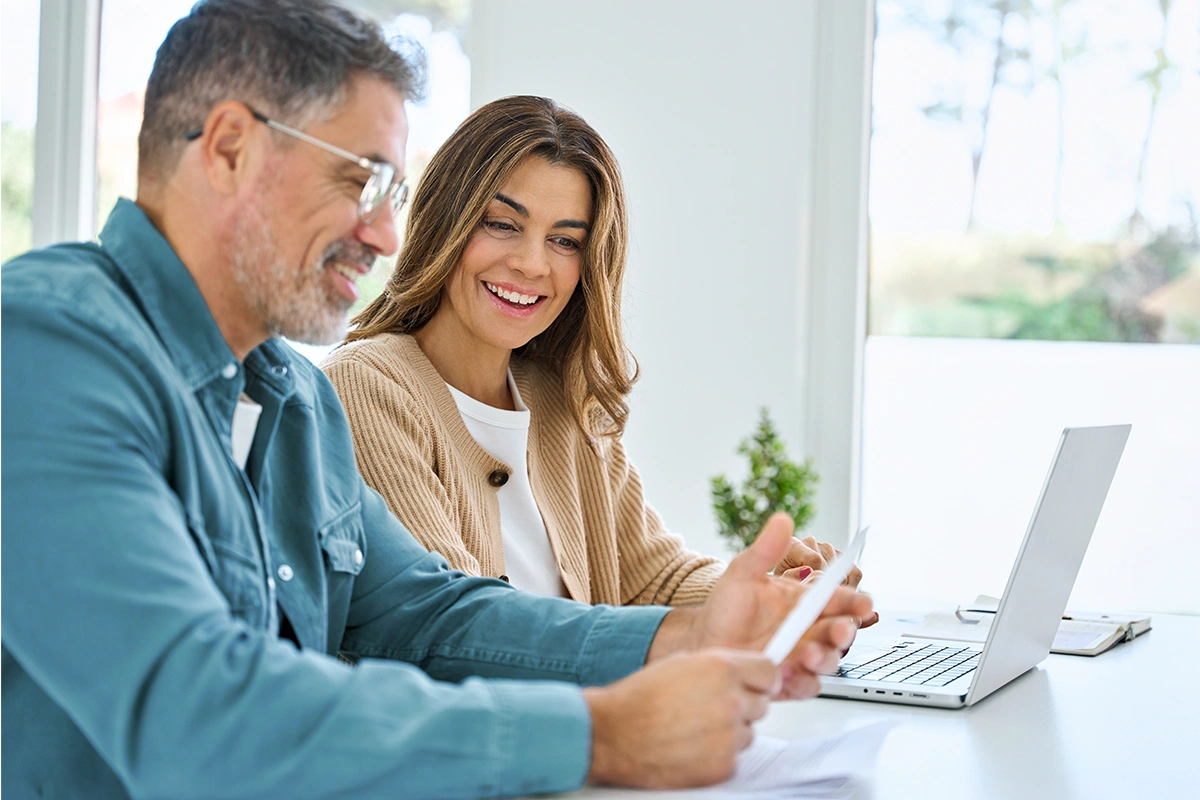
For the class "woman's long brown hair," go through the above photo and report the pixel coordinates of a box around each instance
[346,95,637,440]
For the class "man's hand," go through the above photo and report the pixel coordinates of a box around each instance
[647,513,873,698]
[773,535,864,589]
[583,650,778,788]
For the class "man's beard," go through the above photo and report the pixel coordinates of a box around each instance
[229,205,375,346]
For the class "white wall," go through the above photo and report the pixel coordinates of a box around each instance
[471,0,872,559]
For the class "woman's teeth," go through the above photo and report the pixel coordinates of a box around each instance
[485,282,540,306]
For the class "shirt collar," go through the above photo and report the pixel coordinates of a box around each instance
[99,199,240,389]
[97,198,293,396]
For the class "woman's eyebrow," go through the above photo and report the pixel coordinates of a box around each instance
[494,193,528,216]
[494,193,591,232]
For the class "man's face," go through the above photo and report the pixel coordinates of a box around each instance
[230,76,408,345]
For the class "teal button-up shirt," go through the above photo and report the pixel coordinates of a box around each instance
[1,199,668,800]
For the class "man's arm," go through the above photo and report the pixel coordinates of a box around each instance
[341,482,668,688]
[0,299,636,800]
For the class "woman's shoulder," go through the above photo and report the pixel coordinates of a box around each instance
[323,333,437,385]
[323,332,452,410]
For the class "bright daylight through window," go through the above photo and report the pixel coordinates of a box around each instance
[1,1,40,262]
[90,0,471,361]
[860,0,1199,614]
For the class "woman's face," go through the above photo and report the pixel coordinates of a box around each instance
[435,156,593,355]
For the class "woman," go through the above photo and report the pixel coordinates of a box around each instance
[323,95,868,609]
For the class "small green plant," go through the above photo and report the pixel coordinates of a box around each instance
[711,408,819,552]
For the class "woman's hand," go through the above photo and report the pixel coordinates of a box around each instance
[773,535,863,588]
[773,536,878,630]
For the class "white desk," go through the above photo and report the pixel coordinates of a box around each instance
[551,610,1198,799]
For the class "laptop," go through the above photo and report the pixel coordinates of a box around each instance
[821,424,1131,709]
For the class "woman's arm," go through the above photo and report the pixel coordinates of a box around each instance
[323,356,487,577]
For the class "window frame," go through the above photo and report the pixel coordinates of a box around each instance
[31,0,101,249]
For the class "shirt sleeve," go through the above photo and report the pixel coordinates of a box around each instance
[0,299,665,800]
[604,437,728,606]
[323,354,491,576]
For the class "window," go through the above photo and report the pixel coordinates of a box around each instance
[2,0,41,262]
[95,1,196,236]
[861,0,1199,613]
[93,0,472,363]
[864,0,1200,618]
[869,0,1199,344]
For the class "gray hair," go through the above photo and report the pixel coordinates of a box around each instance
[138,0,426,184]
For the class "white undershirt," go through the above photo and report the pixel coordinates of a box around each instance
[446,374,569,598]
[231,394,262,470]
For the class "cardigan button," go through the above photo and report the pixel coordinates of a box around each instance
[487,469,509,488]
[499,574,510,583]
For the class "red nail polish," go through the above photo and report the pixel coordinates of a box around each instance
[796,566,813,580]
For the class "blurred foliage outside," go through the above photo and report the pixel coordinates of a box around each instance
[2,122,35,263]
[870,0,1200,345]
[870,227,1200,343]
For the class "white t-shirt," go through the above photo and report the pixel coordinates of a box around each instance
[231,394,262,470]
[446,374,569,598]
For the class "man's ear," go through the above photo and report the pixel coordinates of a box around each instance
[195,101,262,197]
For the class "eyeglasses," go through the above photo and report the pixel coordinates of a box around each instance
[184,106,409,225]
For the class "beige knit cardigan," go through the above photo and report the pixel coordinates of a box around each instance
[321,333,724,606]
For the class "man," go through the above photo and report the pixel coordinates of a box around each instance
[0,2,871,798]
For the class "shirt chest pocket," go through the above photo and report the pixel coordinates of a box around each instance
[320,505,365,652]
[187,509,270,629]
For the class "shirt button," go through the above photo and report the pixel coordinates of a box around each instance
[277,564,294,582]
[353,549,363,566]
[487,469,509,488]
[499,574,510,583]
[221,362,238,379]
[270,364,288,378]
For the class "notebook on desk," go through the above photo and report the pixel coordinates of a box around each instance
[821,424,1131,709]
[902,595,1152,657]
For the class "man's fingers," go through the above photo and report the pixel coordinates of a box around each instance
[728,513,795,579]
[726,651,782,696]
[737,687,772,724]
[809,617,859,652]
[820,585,873,621]
[778,666,823,700]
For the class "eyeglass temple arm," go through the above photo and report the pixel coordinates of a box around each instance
[183,110,379,174]
[257,114,377,173]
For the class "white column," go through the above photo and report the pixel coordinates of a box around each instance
[32,0,102,248]
[799,0,875,547]
[469,0,874,555]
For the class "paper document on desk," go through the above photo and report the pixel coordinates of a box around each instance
[601,721,896,799]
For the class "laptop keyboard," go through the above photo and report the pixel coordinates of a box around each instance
[836,641,982,687]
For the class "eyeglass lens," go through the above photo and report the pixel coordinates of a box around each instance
[359,163,408,224]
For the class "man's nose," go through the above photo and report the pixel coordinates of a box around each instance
[358,209,400,258]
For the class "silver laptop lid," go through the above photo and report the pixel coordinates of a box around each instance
[966,424,1131,704]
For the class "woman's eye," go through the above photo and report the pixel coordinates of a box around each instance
[551,236,582,252]
[482,219,517,233]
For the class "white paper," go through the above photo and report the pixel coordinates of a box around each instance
[595,721,896,799]
[763,527,870,664]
